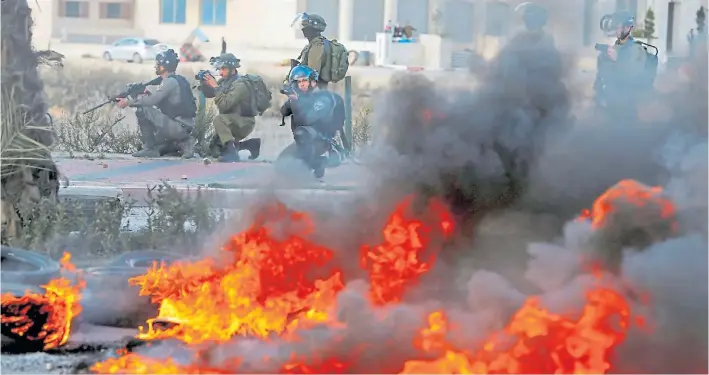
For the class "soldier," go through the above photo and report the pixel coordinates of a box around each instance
[593,11,650,122]
[199,53,261,163]
[117,49,196,158]
[291,13,330,89]
[279,65,350,179]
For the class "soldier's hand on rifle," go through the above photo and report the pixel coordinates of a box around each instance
[204,74,218,88]
[116,98,129,109]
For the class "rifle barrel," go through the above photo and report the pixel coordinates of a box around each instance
[82,100,112,115]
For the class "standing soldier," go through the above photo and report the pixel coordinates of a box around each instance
[199,53,263,163]
[593,11,650,123]
[291,13,351,90]
[117,49,196,158]
[292,13,330,89]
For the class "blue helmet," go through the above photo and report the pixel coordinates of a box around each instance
[289,65,319,83]
[156,49,179,71]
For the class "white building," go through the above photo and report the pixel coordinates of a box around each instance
[30,0,708,63]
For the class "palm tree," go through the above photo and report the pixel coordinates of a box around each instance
[1,0,63,243]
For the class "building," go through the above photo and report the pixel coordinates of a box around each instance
[30,0,708,60]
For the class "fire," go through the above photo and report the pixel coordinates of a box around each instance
[401,287,633,374]
[361,196,454,305]
[89,353,231,374]
[89,192,647,375]
[126,201,344,345]
[1,252,85,350]
[577,179,676,230]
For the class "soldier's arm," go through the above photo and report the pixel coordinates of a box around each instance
[280,100,293,117]
[306,41,325,75]
[128,77,177,107]
[214,81,247,113]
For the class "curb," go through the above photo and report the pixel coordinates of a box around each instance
[59,184,359,208]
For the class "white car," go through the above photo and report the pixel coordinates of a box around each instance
[102,37,168,64]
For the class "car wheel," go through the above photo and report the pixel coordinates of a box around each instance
[1,246,61,287]
[132,53,143,64]
[103,52,112,61]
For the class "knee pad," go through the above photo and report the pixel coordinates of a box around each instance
[135,108,151,125]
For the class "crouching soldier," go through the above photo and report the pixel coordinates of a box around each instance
[199,53,270,162]
[117,49,196,158]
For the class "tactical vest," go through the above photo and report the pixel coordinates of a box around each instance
[157,75,197,119]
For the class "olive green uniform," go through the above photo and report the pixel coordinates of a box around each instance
[299,36,328,89]
[212,76,256,145]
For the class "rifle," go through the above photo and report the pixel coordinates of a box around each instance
[82,76,164,115]
[279,59,300,127]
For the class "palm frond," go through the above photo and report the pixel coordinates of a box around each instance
[1,85,54,179]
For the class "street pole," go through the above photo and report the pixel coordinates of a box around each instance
[344,75,353,152]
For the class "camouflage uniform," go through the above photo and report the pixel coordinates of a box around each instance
[201,53,260,162]
[211,76,256,146]
[294,13,329,89]
[128,73,196,158]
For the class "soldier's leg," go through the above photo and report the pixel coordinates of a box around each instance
[214,114,240,163]
[155,117,195,159]
[133,107,160,157]
[231,121,260,160]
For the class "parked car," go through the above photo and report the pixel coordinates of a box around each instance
[102,37,167,64]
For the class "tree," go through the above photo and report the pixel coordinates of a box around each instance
[643,7,657,43]
[1,0,62,243]
[697,6,706,33]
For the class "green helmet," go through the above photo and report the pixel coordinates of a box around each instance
[212,53,241,69]
[291,13,327,32]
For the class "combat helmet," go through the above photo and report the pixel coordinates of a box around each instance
[291,13,327,32]
[212,53,241,69]
[156,49,179,71]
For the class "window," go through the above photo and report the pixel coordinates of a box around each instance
[114,38,138,46]
[201,0,226,25]
[161,0,186,24]
[100,2,132,19]
[143,39,160,46]
[485,1,510,36]
[59,0,88,18]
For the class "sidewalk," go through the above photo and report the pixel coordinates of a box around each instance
[55,153,364,207]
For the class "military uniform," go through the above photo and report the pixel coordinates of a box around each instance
[298,36,328,89]
[207,75,256,147]
[594,37,648,122]
[128,73,196,157]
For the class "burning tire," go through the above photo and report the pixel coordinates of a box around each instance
[1,246,61,287]
[82,253,185,328]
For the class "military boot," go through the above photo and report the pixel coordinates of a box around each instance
[132,140,160,158]
[218,141,240,163]
[238,138,262,160]
[178,136,196,159]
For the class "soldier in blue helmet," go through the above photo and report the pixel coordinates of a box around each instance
[279,65,350,180]
[593,10,653,121]
[117,49,197,158]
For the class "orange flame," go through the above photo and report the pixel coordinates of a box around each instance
[1,252,86,350]
[360,196,454,305]
[126,202,344,345]
[577,179,676,230]
[401,286,634,374]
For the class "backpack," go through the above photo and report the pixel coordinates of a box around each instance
[239,74,272,117]
[322,39,350,83]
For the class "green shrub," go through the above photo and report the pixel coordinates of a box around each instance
[2,182,225,260]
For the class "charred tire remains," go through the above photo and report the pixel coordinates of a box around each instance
[81,251,184,328]
[0,246,61,287]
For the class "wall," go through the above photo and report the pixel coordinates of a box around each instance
[29,0,54,47]
[52,0,135,41]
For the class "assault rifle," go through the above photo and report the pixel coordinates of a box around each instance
[82,76,163,115]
